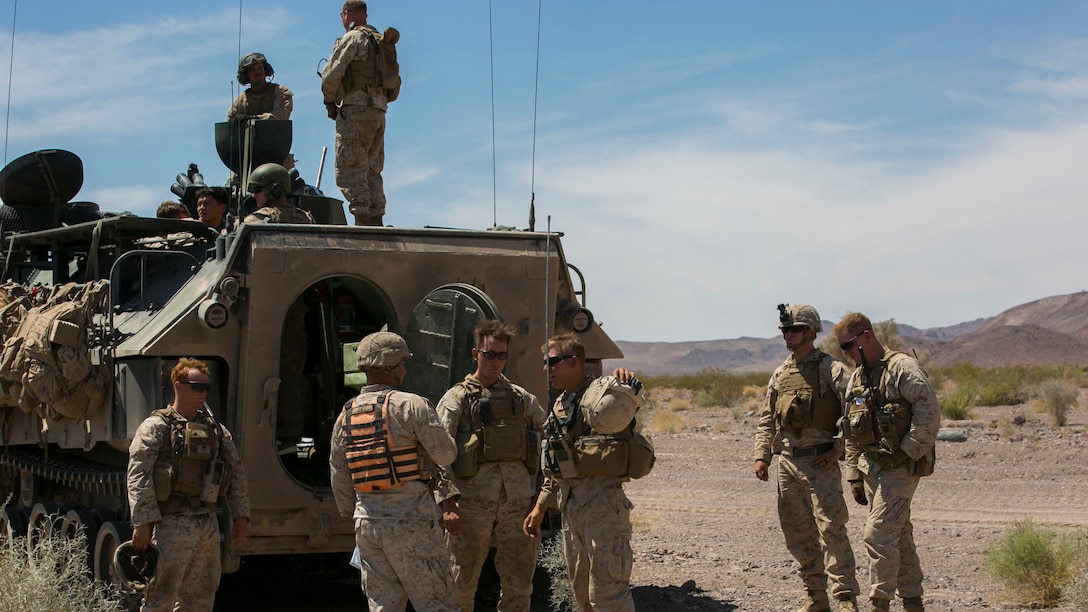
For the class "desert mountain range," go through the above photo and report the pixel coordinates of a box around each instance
[609,291,1088,375]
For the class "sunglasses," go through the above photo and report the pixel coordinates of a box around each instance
[543,354,575,367]
[782,325,807,335]
[839,331,867,352]
[179,381,211,392]
[249,186,265,195]
[477,350,508,361]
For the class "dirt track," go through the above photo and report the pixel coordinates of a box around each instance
[623,402,1088,611]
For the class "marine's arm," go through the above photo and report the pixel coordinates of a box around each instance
[752,370,778,480]
[219,427,250,545]
[127,418,165,551]
[891,357,941,460]
[434,386,467,533]
[269,85,293,120]
[321,32,365,104]
[328,409,355,517]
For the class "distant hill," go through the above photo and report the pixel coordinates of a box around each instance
[610,292,1088,375]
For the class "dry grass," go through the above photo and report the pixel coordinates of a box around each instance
[0,520,122,612]
[646,407,690,434]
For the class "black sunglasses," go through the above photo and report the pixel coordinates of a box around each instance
[477,349,508,361]
[782,325,807,335]
[179,381,211,392]
[839,330,867,352]
[544,354,575,367]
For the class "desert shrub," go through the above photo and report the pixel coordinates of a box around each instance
[643,370,768,408]
[538,535,574,612]
[984,519,1087,607]
[1034,379,1079,426]
[0,521,123,612]
[1063,567,1088,609]
[939,385,975,420]
[647,407,688,433]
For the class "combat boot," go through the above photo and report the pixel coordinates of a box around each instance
[902,596,925,612]
[835,595,858,612]
[797,589,830,612]
[869,598,890,612]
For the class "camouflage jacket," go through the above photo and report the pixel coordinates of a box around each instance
[227,83,294,121]
[320,24,389,111]
[243,205,314,225]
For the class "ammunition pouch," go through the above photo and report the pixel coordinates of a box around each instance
[152,460,174,502]
[573,436,629,477]
[542,434,579,479]
[842,396,879,447]
[627,433,655,479]
[776,391,812,429]
[452,431,480,478]
[481,424,527,462]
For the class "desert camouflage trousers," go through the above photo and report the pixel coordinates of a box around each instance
[447,495,539,612]
[862,463,923,599]
[141,512,220,612]
[334,105,386,222]
[777,454,859,599]
[356,516,457,611]
[562,485,634,612]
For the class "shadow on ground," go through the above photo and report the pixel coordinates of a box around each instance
[632,581,738,611]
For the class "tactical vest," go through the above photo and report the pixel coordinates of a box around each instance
[342,392,422,492]
[343,27,400,101]
[237,84,282,116]
[151,408,224,514]
[543,380,654,480]
[772,354,841,433]
[843,351,915,451]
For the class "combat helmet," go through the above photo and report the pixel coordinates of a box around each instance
[113,541,159,592]
[247,163,291,200]
[237,52,274,85]
[356,331,413,369]
[580,376,644,435]
[777,303,822,333]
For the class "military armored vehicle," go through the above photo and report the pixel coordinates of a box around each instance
[0,118,621,587]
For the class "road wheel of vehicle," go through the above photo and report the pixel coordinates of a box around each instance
[0,506,29,552]
[93,520,132,583]
[26,502,66,551]
[61,508,101,573]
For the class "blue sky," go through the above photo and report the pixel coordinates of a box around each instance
[1,1,1086,343]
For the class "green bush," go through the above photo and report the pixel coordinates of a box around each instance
[984,519,1087,607]
[1035,379,1080,426]
[643,369,767,408]
[939,386,975,420]
[0,521,123,612]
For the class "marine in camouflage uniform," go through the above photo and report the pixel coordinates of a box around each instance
[242,163,314,225]
[753,304,859,612]
[329,331,458,611]
[228,52,295,170]
[524,333,644,612]
[436,320,547,612]
[320,1,400,226]
[834,313,940,612]
[127,358,250,612]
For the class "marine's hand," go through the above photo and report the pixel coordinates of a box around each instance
[754,459,769,481]
[131,523,152,552]
[610,368,636,384]
[442,498,462,537]
[522,504,546,539]
[876,449,910,471]
[849,480,867,506]
[814,448,843,471]
[230,517,250,546]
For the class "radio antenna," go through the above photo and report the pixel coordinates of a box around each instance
[3,0,18,166]
[528,0,543,231]
[544,215,552,396]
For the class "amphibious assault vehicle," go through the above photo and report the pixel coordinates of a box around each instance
[0,119,621,587]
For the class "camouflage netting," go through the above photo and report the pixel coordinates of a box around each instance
[0,280,111,423]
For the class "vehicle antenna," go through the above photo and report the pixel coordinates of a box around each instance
[488,0,497,228]
[544,215,552,396]
[528,0,543,232]
[236,0,244,66]
[3,0,18,167]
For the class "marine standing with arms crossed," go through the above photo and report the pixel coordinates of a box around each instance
[320,0,401,226]
[523,333,652,612]
[834,313,940,612]
[753,304,859,612]
[436,320,547,612]
[329,331,458,611]
[126,358,250,611]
